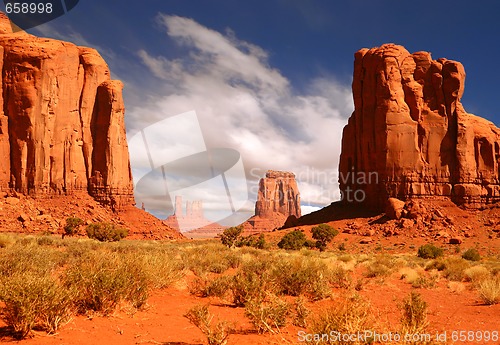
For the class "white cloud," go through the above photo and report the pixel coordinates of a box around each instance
[127,14,353,220]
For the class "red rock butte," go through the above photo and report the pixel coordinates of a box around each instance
[0,13,133,209]
[339,44,500,210]
[243,170,301,232]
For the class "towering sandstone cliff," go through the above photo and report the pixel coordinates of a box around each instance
[244,170,301,232]
[0,13,133,208]
[255,170,301,218]
[339,44,500,210]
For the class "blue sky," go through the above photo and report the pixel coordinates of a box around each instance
[3,1,499,222]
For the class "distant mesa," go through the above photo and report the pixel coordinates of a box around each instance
[242,170,301,232]
[164,195,225,235]
[339,43,500,210]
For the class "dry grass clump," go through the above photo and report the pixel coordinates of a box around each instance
[400,291,429,338]
[271,255,338,299]
[185,304,233,345]
[189,275,233,299]
[231,258,276,306]
[181,243,241,276]
[477,276,500,305]
[292,296,310,328]
[308,293,372,345]
[464,265,490,285]
[244,294,290,334]
[362,254,402,279]
[425,257,470,282]
[442,257,470,281]
[63,251,150,313]
[0,240,73,338]
[447,281,466,293]
[0,272,74,339]
[399,267,421,284]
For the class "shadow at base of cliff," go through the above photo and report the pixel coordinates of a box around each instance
[283,201,381,229]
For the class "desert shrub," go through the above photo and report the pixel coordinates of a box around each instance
[0,243,65,278]
[140,249,185,289]
[424,259,446,272]
[292,297,310,328]
[477,276,500,305]
[190,275,233,299]
[272,256,336,299]
[464,265,490,285]
[37,235,56,246]
[185,304,233,345]
[64,251,151,314]
[330,265,352,289]
[0,273,74,339]
[399,267,420,285]
[237,234,266,249]
[85,222,128,242]
[308,294,372,345]
[400,291,428,335]
[462,248,481,261]
[244,295,289,334]
[220,225,243,248]
[231,258,276,306]
[417,243,443,259]
[448,281,466,293]
[303,239,317,248]
[411,274,438,289]
[277,230,307,250]
[442,257,470,282]
[364,262,391,278]
[63,217,83,237]
[311,224,338,251]
[362,256,395,279]
[337,254,354,263]
[182,243,240,276]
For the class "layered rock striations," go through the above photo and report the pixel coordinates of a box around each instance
[255,170,301,218]
[0,13,133,208]
[244,170,301,232]
[339,44,500,209]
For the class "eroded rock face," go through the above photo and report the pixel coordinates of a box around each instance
[0,13,133,208]
[339,44,500,209]
[242,170,301,233]
[255,170,301,218]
